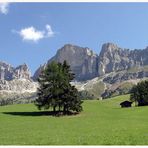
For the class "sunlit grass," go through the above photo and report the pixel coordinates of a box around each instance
[0,94,147,145]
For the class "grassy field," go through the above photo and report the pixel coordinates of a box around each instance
[0,95,148,145]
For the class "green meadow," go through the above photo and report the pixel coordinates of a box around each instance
[0,95,147,145]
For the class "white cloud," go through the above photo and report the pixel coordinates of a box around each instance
[46,24,54,37]
[15,24,55,43]
[19,27,45,42]
[0,2,9,15]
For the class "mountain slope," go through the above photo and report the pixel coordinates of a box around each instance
[0,62,37,105]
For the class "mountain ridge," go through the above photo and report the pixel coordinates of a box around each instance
[1,42,148,104]
[33,42,148,81]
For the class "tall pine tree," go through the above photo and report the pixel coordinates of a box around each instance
[35,60,83,114]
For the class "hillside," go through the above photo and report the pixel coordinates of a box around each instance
[72,67,148,99]
[0,95,147,145]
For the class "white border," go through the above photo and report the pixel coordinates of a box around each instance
[0,1,147,147]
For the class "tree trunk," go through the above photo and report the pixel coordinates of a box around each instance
[63,105,69,114]
[53,106,56,113]
[63,105,66,114]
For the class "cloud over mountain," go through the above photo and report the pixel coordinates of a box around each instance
[13,24,55,42]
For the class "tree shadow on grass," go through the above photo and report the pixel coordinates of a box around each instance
[2,111,79,117]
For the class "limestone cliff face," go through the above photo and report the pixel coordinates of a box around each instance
[34,44,98,81]
[13,64,31,79]
[33,64,46,81]
[98,43,131,75]
[0,62,31,80]
[33,43,148,81]
[98,43,148,76]
[50,44,98,81]
[0,61,14,80]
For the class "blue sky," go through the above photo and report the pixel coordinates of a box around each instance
[1,2,148,75]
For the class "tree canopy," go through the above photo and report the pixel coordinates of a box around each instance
[130,80,148,106]
[35,60,83,115]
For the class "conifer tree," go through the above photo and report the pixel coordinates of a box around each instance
[35,60,83,114]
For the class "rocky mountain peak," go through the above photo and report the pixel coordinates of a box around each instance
[57,44,97,58]
[0,61,31,81]
[33,44,98,81]
[101,43,119,54]
[98,43,133,76]
[97,43,148,76]
[13,63,31,79]
[50,44,99,81]
[0,61,14,80]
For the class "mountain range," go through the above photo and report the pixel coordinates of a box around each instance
[33,43,148,81]
[1,42,148,104]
